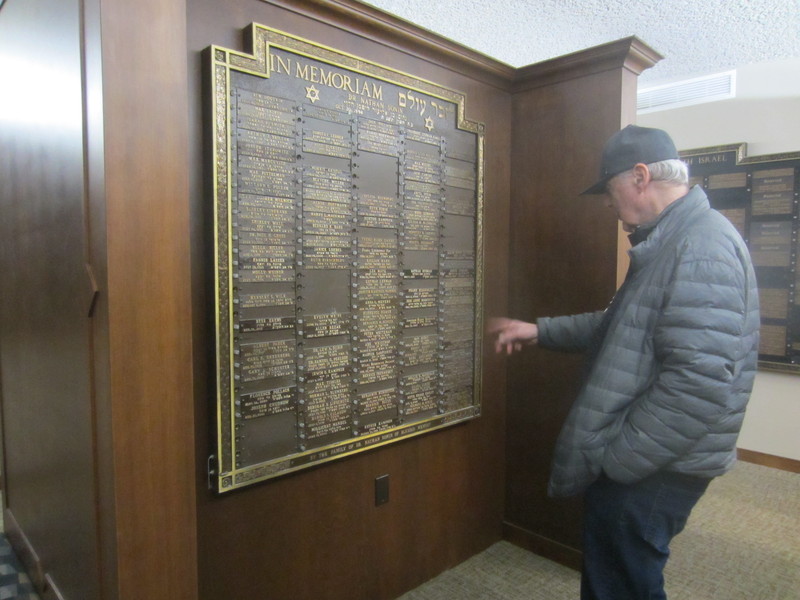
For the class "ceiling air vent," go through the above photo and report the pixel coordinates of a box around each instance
[637,71,736,114]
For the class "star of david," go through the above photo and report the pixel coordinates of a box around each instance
[306,85,320,103]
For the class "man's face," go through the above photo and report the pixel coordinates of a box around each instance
[604,170,647,233]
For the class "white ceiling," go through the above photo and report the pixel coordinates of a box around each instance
[364,0,800,87]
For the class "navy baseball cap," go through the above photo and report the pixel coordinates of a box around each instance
[581,125,679,195]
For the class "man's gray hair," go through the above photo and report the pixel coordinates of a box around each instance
[647,159,689,186]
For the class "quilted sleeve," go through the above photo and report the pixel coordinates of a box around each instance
[537,311,605,353]
[602,242,751,483]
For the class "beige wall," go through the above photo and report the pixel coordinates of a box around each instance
[638,57,800,461]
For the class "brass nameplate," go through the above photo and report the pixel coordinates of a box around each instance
[209,24,485,491]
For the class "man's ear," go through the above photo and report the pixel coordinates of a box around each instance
[631,163,650,189]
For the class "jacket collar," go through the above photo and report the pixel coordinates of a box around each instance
[628,185,710,270]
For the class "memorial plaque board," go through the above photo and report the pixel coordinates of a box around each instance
[681,144,800,372]
[208,24,484,491]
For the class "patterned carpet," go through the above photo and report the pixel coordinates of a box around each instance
[400,462,800,600]
[0,535,39,600]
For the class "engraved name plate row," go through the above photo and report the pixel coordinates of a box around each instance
[209,25,485,491]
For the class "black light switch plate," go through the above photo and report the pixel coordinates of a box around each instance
[375,474,389,506]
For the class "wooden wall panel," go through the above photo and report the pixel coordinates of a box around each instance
[99,0,198,598]
[186,2,510,599]
[82,0,118,595]
[504,40,657,567]
[0,1,102,598]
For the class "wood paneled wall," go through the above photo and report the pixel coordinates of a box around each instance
[1,0,198,598]
[0,0,654,598]
[186,2,510,599]
[98,0,199,598]
[503,40,659,567]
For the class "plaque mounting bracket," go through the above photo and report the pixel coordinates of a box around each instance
[207,455,218,491]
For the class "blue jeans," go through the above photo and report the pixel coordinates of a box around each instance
[581,471,711,600]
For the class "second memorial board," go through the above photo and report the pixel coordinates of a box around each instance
[209,24,485,492]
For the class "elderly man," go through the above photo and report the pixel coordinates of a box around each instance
[489,125,760,600]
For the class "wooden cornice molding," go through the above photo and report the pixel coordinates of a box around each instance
[261,2,662,93]
[512,36,663,93]
[622,37,664,76]
[262,0,516,89]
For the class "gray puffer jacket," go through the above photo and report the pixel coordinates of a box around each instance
[538,186,759,497]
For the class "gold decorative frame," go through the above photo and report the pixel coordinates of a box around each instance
[208,24,486,492]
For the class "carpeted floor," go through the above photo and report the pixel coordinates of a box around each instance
[399,461,800,600]
[398,541,580,600]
